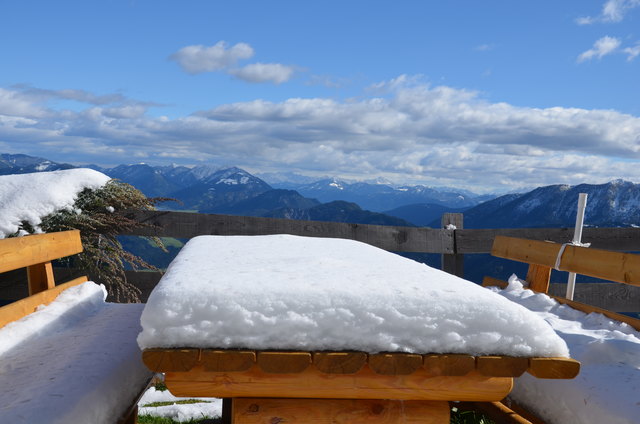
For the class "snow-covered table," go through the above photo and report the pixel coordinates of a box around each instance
[138,235,579,424]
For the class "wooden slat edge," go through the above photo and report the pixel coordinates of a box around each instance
[527,357,580,379]
[0,276,88,328]
[313,352,367,374]
[476,356,529,377]
[202,350,256,372]
[368,353,423,375]
[142,348,201,372]
[549,294,640,332]
[423,354,475,376]
[257,351,311,373]
[0,230,83,273]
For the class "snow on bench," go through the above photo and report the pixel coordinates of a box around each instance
[0,230,153,424]
[0,282,152,423]
[483,236,640,424]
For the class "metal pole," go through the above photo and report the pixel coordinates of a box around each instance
[566,193,588,300]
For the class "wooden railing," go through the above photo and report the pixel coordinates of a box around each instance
[3,210,639,311]
[116,210,640,312]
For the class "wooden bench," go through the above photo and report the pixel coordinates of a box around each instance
[0,230,153,424]
[479,235,640,423]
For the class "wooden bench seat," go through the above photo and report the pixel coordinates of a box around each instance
[0,231,153,423]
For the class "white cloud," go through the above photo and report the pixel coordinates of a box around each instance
[169,41,254,74]
[623,42,640,60]
[577,36,621,62]
[229,63,295,84]
[577,0,640,24]
[602,0,640,21]
[1,79,640,192]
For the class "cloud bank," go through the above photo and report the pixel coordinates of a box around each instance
[169,41,254,74]
[1,77,639,192]
[169,41,296,84]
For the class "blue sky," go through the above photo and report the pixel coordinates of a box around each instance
[0,0,639,192]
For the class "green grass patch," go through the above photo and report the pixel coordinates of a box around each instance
[450,407,496,424]
[143,399,212,408]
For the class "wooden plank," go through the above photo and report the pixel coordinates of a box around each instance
[476,356,529,377]
[423,354,475,376]
[491,236,640,287]
[525,264,551,293]
[527,357,580,379]
[202,350,255,372]
[491,237,560,268]
[165,365,513,401]
[441,213,464,277]
[313,352,367,374]
[27,262,55,295]
[561,246,640,287]
[142,349,200,372]
[456,227,640,254]
[122,210,455,254]
[232,398,450,424]
[0,275,88,328]
[368,353,423,375]
[256,351,311,374]
[0,230,83,273]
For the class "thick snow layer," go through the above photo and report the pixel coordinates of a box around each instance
[0,282,153,424]
[138,235,568,357]
[0,168,110,238]
[138,387,222,422]
[493,276,640,424]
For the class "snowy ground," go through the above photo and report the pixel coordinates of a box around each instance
[138,387,222,422]
[493,276,640,424]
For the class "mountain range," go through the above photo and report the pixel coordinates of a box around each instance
[4,153,640,230]
[4,152,640,285]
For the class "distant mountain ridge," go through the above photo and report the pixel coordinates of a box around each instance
[462,180,640,228]
[0,153,75,175]
[0,153,414,226]
[273,177,492,212]
[5,153,640,230]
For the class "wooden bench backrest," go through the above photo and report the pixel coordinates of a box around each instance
[483,235,640,331]
[0,230,88,328]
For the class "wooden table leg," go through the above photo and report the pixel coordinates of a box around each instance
[232,398,450,424]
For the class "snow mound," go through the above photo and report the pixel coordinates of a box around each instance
[138,235,568,357]
[0,168,110,238]
[493,276,640,424]
[138,387,222,422]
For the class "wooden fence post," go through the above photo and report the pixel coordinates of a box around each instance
[441,213,464,278]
